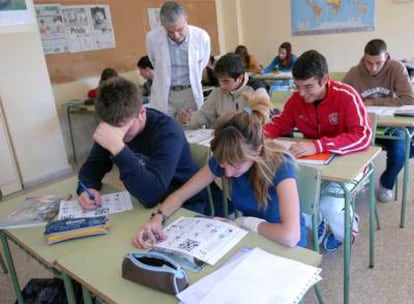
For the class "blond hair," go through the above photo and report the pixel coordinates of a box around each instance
[211,91,290,208]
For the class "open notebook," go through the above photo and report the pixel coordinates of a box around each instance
[274,139,335,165]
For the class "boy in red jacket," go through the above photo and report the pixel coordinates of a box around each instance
[264,50,372,252]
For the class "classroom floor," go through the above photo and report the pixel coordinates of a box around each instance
[1,151,414,304]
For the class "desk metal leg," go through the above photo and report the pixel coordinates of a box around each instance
[0,231,24,304]
[61,272,77,304]
[342,185,352,304]
[400,128,412,228]
[67,105,77,163]
[82,285,94,304]
[368,163,376,268]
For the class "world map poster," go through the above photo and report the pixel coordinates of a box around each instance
[291,0,375,36]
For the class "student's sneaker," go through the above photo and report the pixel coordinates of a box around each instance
[323,232,342,252]
[317,219,328,245]
[377,184,393,203]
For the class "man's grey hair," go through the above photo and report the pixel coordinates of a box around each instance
[160,1,187,25]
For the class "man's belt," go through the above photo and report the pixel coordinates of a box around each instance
[171,85,191,91]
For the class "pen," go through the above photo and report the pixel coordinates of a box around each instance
[78,181,96,201]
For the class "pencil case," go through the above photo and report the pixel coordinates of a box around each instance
[44,217,111,245]
[121,251,189,295]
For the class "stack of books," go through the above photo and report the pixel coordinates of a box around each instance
[44,216,111,245]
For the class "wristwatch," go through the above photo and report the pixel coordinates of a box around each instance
[150,209,167,224]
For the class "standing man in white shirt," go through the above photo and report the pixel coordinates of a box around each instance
[146,1,211,118]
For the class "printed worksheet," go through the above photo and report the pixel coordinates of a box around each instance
[154,217,247,265]
[57,191,133,220]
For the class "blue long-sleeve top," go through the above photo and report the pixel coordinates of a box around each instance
[263,54,297,73]
[78,108,200,208]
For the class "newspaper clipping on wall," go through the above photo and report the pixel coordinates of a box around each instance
[34,4,115,54]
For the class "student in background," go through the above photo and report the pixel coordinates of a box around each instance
[343,39,414,202]
[146,1,210,118]
[201,55,219,88]
[134,93,307,249]
[87,67,118,99]
[263,42,297,73]
[78,77,207,213]
[136,55,154,104]
[234,45,262,74]
[264,50,372,252]
[177,53,267,129]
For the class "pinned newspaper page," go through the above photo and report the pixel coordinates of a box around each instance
[147,8,161,30]
[34,4,69,54]
[62,5,94,52]
[58,191,133,220]
[89,5,115,50]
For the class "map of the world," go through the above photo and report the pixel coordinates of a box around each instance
[291,0,375,36]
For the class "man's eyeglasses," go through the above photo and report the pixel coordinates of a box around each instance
[291,83,317,93]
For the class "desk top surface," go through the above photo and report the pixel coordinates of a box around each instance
[1,177,321,304]
[0,177,121,266]
[276,139,381,183]
[318,146,381,183]
[376,115,414,128]
[55,208,321,304]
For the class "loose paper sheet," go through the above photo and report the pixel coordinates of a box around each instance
[58,191,132,220]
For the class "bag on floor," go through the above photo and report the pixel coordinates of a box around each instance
[15,277,84,304]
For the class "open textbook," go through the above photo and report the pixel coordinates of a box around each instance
[57,191,133,220]
[0,194,70,229]
[177,247,322,304]
[274,139,335,165]
[153,216,247,266]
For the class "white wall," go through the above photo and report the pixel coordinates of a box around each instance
[216,0,414,72]
[0,16,71,188]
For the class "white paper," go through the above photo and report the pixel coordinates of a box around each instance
[366,106,398,117]
[58,191,133,220]
[178,247,322,304]
[35,4,69,54]
[155,217,247,265]
[60,5,115,53]
[147,8,161,30]
[88,5,115,50]
[177,247,252,303]
[185,129,213,146]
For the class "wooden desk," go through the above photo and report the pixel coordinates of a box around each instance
[0,177,120,304]
[277,138,381,304]
[321,147,382,304]
[375,115,414,228]
[55,207,321,304]
[1,177,321,304]
[65,99,96,163]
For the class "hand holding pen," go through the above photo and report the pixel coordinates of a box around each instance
[78,181,101,210]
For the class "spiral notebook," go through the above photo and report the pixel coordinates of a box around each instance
[177,247,322,304]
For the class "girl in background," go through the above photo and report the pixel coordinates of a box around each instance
[235,45,262,74]
[87,67,118,99]
[263,42,297,73]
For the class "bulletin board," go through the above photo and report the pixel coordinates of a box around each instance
[34,0,219,83]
